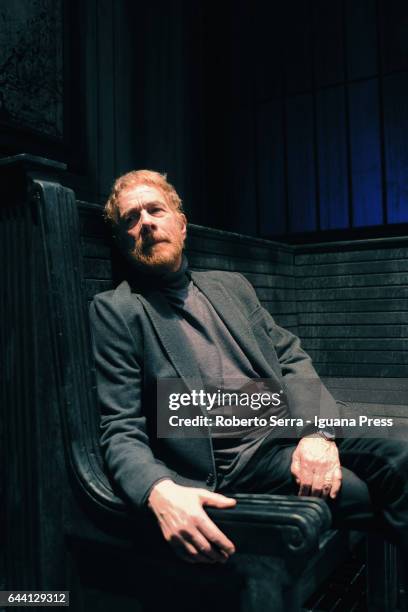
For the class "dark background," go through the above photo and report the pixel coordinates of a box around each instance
[1,0,408,241]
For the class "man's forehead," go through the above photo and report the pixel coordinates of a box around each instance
[118,184,168,213]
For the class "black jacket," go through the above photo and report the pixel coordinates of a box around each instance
[90,271,338,508]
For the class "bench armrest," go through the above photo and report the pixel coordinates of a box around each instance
[207,493,331,558]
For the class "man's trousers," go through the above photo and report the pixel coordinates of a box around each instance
[220,436,408,561]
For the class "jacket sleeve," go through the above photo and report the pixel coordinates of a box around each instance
[90,292,174,508]
[263,312,340,428]
[237,274,340,430]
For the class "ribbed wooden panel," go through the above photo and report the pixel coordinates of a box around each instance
[296,240,408,377]
[1,196,40,588]
[0,187,69,588]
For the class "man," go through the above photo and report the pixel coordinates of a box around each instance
[91,169,408,572]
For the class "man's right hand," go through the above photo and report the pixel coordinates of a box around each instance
[147,479,236,564]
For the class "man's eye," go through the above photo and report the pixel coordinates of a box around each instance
[126,214,139,226]
[151,207,164,215]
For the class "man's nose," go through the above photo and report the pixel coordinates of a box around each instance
[140,211,157,233]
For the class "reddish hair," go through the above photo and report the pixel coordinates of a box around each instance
[104,169,184,226]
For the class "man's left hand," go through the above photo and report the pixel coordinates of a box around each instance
[290,436,342,499]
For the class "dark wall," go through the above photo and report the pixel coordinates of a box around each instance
[253,0,408,240]
[1,0,408,240]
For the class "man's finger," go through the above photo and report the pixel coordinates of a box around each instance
[298,482,312,496]
[311,478,326,497]
[330,467,342,499]
[316,478,333,499]
[290,456,301,478]
[311,470,333,497]
[183,527,228,563]
[173,539,215,564]
[320,482,333,499]
[200,491,237,508]
[197,515,236,556]
[297,464,314,496]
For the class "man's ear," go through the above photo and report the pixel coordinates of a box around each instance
[179,212,187,238]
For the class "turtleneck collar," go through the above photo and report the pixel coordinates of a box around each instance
[130,253,190,293]
[156,253,190,291]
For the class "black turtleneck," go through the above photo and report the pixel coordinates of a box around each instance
[142,255,273,491]
[129,254,190,295]
[156,254,190,303]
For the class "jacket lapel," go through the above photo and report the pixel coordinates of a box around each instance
[191,272,281,382]
[136,290,213,468]
[137,272,282,390]
[136,290,204,393]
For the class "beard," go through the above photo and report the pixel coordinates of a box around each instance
[126,231,185,273]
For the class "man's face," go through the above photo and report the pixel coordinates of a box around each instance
[116,184,187,273]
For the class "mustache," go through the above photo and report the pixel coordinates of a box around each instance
[138,232,169,249]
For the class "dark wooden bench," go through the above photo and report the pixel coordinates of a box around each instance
[1,154,406,611]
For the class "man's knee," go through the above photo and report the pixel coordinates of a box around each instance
[329,466,375,530]
[340,437,408,484]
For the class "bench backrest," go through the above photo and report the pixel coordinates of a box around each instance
[79,199,408,425]
[79,202,408,380]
